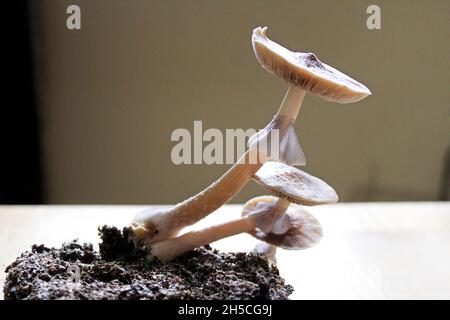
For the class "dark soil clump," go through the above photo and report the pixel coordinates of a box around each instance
[4,226,293,300]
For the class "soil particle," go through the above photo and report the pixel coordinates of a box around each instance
[4,226,293,300]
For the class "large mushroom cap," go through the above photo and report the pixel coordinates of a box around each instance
[253,161,338,206]
[252,26,371,103]
[242,196,323,250]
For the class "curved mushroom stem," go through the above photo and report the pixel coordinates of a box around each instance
[151,197,294,261]
[132,149,265,244]
[132,86,306,245]
[150,215,255,262]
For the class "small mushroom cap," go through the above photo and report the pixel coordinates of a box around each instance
[242,196,323,250]
[252,26,371,103]
[253,161,338,206]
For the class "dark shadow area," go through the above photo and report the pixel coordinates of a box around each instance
[0,0,43,204]
[439,146,450,201]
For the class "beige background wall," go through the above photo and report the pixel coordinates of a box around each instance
[31,0,450,204]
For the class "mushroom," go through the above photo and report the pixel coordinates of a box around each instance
[148,162,336,262]
[243,161,338,263]
[148,194,323,262]
[248,26,371,165]
[247,161,338,234]
[130,26,370,247]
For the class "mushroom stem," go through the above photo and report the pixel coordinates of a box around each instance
[253,242,278,265]
[275,197,290,211]
[164,148,265,231]
[271,198,292,234]
[150,215,255,261]
[275,85,306,121]
[132,148,266,244]
[247,197,290,234]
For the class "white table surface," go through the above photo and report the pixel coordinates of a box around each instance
[1,202,449,300]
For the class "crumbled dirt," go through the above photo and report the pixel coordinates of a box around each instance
[3,226,293,300]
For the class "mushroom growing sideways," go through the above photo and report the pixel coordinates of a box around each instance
[130,26,371,247]
[147,161,337,262]
[149,195,322,262]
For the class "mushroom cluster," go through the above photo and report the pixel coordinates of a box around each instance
[129,27,371,262]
